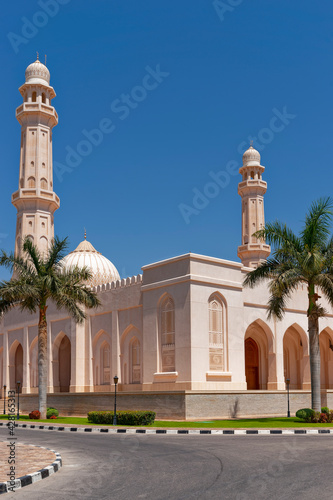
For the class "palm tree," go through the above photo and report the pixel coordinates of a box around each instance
[243,197,333,412]
[0,236,100,418]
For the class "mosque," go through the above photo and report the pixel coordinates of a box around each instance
[1,59,333,418]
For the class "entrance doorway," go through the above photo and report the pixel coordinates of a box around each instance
[245,337,259,390]
[15,344,23,388]
[59,336,71,392]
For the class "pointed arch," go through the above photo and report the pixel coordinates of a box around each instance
[27,176,35,188]
[159,294,175,372]
[120,325,142,385]
[100,340,111,385]
[283,325,306,389]
[0,347,3,395]
[130,337,141,384]
[319,328,333,389]
[40,177,48,189]
[92,329,112,386]
[59,335,71,392]
[9,340,23,390]
[52,331,71,392]
[15,344,23,388]
[244,319,275,390]
[29,337,38,388]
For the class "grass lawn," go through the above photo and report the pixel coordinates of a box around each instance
[0,414,332,428]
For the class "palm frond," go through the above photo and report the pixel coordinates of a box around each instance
[254,221,301,253]
[301,197,333,251]
[23,237,42,273]
[45,236,69,271]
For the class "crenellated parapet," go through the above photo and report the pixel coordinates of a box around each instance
[91,274,143,293]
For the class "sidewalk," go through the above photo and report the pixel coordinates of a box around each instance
[0,442,55,482]
[0,441,62,494]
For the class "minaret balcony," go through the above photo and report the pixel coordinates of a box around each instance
[238,179,267,196]
[16,102,58,125]
[12,188,60,211]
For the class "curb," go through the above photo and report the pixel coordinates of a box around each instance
[1,422,333,436]
[0,444,62,495]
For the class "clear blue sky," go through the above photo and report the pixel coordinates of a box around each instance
[1,0,333,280]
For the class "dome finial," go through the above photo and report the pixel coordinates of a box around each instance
[36,51,39,61]
[84,228,86,240]
[250,140,253,147]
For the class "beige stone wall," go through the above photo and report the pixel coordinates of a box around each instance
[185,391,333,419]
[17,390,333,420]
[19,392,186,419]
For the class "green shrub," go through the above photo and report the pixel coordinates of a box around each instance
[87,410,156,426]
[47,407,59,419]
[296,408,315,422]
[311,411,321,423]
[321,406,330,416]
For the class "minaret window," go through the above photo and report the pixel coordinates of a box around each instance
[40,178,48,189]
[42,93,46,104]
[250,171,254,179]
[30,161,34,168]
[27,177,35,188]
[32,91,36,102]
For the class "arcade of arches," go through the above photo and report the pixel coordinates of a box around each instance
[1,322,333,393]
[244,322,332,390]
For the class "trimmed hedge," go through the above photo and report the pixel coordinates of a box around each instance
[87,410,156,426]
[296,407,333,423]
[296,408,314,422]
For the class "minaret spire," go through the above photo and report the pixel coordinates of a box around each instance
[12,58,60,258]
[237,145,271,268]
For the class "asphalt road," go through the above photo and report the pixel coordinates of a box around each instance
[0,428,332,499]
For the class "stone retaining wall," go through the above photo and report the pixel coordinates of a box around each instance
[17,390,333,420]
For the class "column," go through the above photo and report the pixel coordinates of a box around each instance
[22,327,30,394]
[47,322,54,393]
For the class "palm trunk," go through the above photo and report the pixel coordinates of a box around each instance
[308,315,321,411]
[38,306,48,419]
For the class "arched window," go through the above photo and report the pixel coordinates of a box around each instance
[42,93,46,104]
[101,343,110,385]
[160,296,175,372]
[32,91,37,102]
[131,338,141,383]
[208,295,224,371]
[28,176,35,188]
[40,178,48,189]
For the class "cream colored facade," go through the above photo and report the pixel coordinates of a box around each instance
[1,60,333,400]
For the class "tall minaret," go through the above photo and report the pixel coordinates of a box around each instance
[12,57,60,258]
[237,145,271,268]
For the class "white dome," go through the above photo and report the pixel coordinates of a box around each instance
[60,237,120,287]
[242,145,261,167]
[25,59,50,86]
